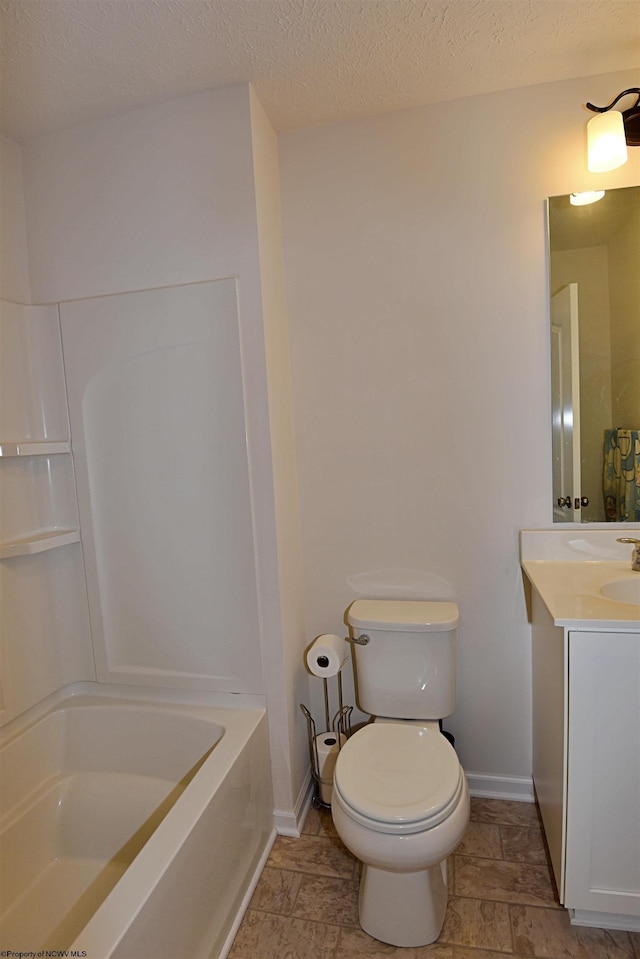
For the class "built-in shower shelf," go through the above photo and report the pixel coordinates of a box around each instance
[0,440,71,457]
[0,529,80,559]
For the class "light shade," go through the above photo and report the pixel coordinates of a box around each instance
[587,111,628,172]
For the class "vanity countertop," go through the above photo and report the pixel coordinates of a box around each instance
[521,529,640,631]
[522,559,640,630]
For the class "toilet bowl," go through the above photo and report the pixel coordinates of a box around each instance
[331,598,468,946]
[332,720,469,947]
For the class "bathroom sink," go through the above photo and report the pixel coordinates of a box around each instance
[600,577,640,607]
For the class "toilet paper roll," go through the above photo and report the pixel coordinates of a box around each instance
[305,633,348,678]
[315,732,346,805]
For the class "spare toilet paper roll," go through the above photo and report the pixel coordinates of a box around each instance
[305,633,348,678]
[315,732,346,805]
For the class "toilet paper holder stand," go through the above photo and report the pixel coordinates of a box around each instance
[300,672,352,808]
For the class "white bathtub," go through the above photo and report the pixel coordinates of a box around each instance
[0,684,275,959]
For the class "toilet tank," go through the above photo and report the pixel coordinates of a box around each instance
[347,599,459,720]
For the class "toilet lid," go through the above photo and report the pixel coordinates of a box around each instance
[334,723,462,831]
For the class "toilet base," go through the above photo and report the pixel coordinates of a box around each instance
[358,860,448,947]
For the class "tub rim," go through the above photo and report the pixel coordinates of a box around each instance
[0,679,267,746]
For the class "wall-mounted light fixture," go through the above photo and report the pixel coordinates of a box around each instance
[586,88,640,172]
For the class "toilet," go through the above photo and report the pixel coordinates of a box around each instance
[331,599,470,948]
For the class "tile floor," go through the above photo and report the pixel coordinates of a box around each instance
[229,797,640,959]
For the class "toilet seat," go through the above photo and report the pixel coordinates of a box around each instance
[333,723,464,835]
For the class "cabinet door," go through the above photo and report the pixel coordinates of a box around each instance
[566,631,640,917]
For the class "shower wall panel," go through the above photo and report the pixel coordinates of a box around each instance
[60,279,264,693]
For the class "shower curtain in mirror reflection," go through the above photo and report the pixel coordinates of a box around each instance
[603,429,640,521]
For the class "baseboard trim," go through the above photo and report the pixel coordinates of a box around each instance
[569,909,640,932]
[465,771,535,802]
[273,769,535,835]
[273,768,314,837]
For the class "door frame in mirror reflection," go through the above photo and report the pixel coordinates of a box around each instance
[551,284,581,522]
[548,186,640,523]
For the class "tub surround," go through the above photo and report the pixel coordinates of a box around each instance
[521,528,640,932]
[2,85,309,837]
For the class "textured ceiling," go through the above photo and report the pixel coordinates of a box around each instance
[1,0,639,142]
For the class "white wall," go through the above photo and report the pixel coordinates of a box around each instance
[0,135,30,302]
[279,69,640,785]
[19,85,308,822]
[21,86,258,303]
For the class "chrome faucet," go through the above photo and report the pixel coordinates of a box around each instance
[617,538,640,572]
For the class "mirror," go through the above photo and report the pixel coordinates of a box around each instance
[548,185,639,523]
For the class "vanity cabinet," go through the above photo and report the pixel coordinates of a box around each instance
[531,590,640,930]
[565,630,639,920]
